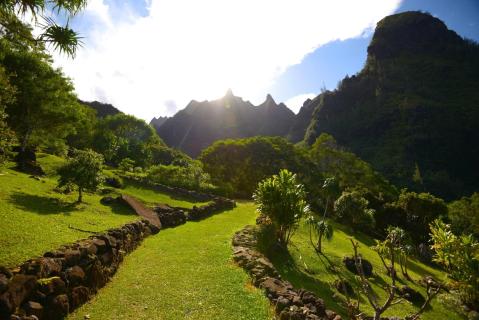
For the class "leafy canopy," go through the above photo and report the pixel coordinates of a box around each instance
[57,149,104,202]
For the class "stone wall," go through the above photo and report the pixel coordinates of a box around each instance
[232,226,342,320]
[0,220,159,320]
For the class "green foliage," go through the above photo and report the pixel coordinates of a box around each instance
[448,193,479,239]
[92,114,165,167]
[200,136,316,198]
[253,169,310,247]
[118,158,135,172]
[0,0,86,57]
[1,39,80,152]
[305,214,333,254]
[395,190,447,244]
[334,190,375,230]
[310,134,397,201]
[146,162,211,191]
[303,12,479,201]
[430,220,479,305]
[57,149,104,202]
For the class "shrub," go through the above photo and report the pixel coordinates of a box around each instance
[118,158,135,172]
[334,190,375,230]
[103,171,124,189]
[253,169,310,247]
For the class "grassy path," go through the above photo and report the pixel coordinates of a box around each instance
[69,202,273,320]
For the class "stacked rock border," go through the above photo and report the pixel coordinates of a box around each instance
[0,220,159,320]
[232,226,342,320]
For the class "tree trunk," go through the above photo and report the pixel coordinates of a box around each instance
[78,187,83,203]
[317,229,324,253]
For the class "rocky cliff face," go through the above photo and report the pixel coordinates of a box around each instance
[303,11,479,200]
[155,90,295,157]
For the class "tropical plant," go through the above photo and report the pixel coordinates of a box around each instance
[430,220,479,305]
[57,149,104,202]
[305,214,333,254]
[253,169,310,247]
[0,0,86,57]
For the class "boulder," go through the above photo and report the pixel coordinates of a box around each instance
[37,277,66,296]
[100,196,116,205]
[70,286,90,309]
[398,286,425,305]
[343,256,373,277]
[0,274,37,318]
[45,294,69,320]
[23,301,43,319]
[65,266,85,286]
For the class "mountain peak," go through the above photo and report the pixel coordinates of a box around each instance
[368,11,462,60]
[225,88,234,97]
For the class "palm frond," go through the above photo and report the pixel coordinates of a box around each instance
[40,17,82,57]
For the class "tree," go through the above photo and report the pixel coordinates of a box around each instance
[334,190,375,230]
[92,114,165,167]
[350,239,440,320]
[200,136,316,198]
[395,190,447,244]
[448,193,479,239]
[430,220,479,306]
[253,169,310,247]
[306,214,333,254]
[0,65,15,165]
[0,0,86,57]
[306,177,339,254]
[57,149,104,202]
[2,42,80,154]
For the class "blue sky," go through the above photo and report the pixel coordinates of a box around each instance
[51,0,479,119]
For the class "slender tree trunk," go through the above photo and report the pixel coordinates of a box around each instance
[317,229,324,253]
[78,187,83,203]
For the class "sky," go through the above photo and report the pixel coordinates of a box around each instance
[48,0,479,119]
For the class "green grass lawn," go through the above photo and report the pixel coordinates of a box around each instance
[269,221,461,320]
[0,154,206,267]
[69,202,273,320]
[120,178,211,209]
[0,162,139,267]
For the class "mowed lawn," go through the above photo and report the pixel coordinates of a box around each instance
[69,202,273,320]
[0,154,207,267]
[270,221,461,320]
[120,178,211,209]
[0,161,138,267]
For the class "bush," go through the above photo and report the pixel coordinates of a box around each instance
[253,169,310,247]
[334,190,375,230]
[118,158,135,172]
[146,162,212,191]
[103,171,124,189]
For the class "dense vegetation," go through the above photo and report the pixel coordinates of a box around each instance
[303,12,479,201]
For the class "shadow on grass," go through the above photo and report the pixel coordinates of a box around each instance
[9,192,77,215]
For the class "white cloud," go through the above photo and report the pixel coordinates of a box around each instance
[53,0,402,120]
[284,93,317,114]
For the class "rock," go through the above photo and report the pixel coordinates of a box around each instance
[0,274,8,294]
[23,301,43,319]
[21,258,62,278]
[70,286,90,309]
[276,296,291,312]
[37,277,66,296]
[90,239,107,254]
[343,256,373,277]
[65,266,85,286]
[154,205,187,228]
[0,274,37,317]
[398,286,425,305]
[45,294,69,320]
[0,267,12,279]
[63,249,81,267]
